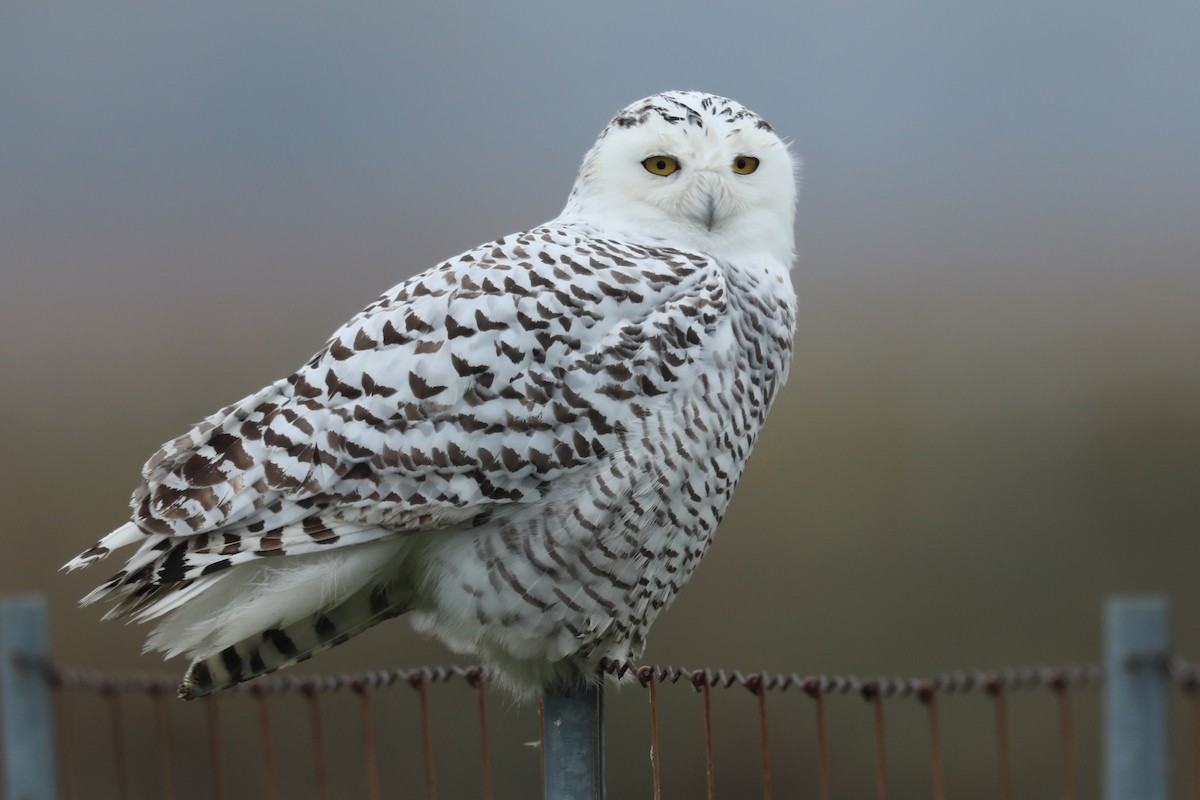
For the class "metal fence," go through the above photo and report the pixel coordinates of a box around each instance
[2,594,1196,799]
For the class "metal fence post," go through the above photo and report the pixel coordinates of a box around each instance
[542,681,605,800]
[1,595,58,800]
[1104,594,1169,800]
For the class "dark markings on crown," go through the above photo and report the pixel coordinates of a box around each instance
[604,92,772,137]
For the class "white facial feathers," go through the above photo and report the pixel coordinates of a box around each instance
[562,91,798,266]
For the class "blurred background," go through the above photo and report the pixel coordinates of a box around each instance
[2,1,1198,797]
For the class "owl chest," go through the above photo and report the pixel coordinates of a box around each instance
[605,299,792,552]
[697,275,795,457]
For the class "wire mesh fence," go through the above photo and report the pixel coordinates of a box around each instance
[4,594,1200,799]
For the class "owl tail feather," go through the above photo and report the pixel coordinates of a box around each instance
[178,581,410,700]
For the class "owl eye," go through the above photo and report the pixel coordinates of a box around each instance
[732,156,760,174]
[642,156,680,176]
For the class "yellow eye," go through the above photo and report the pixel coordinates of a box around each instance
[642,155,679,176]
[732,155,760,174]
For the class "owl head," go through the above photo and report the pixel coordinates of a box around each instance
[562,91,798,267]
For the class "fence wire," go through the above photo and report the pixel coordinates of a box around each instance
[600,660,1104,800]
[14,654,1200,799]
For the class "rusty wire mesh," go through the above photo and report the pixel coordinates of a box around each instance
[19,656,1200,799]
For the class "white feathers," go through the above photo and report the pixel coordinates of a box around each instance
[64,521,142,573]
[562,91,798,267]
[68,91,800,697]
[145,536,412,659]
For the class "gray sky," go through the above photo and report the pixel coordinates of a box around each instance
[3,1,1198,294]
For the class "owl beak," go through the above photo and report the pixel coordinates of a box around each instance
[691,172,726,232]
[702,192,718,231]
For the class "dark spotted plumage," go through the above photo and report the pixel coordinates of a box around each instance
[66,90,800,699]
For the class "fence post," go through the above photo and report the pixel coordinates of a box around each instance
[1,595,58,800]
[542,681,605,800]
[1104,594,1169,800]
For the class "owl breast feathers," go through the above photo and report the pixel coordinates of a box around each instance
[66,90,799,699]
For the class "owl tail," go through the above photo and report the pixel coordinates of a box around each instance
[178,580,410,700]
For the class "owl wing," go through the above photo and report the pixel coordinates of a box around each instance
[67,224,729,614]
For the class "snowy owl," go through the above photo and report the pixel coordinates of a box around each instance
[66,90,799,699]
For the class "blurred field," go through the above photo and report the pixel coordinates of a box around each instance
[4,252,1197,796]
